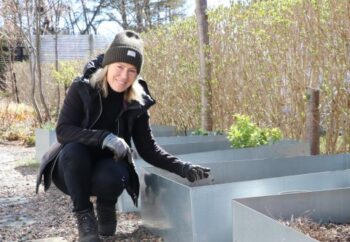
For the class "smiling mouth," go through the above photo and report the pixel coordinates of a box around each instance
[116,80,127,85]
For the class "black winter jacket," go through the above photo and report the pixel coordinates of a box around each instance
[36,55,188,206]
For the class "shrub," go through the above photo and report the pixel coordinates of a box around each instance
[227,114,282,148]
[51,61,80,87]
[40,120,56,130]
[0,102,37,146]
[141,0,350,153]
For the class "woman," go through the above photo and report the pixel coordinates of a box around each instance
[36,30,211,242]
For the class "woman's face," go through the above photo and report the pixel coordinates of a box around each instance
[106,62,138,93]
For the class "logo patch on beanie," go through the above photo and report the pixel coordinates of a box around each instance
[127,50,136,58]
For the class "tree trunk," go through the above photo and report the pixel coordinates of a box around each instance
[80,0,105,34]
[195,0,213,131]
[80,0,89,34]
[156,2,161,26]
[12,73,20,103]
[55,33,60,118]
[306,88,320,155]
[345,40,350,152]
[7,56,20,103]
[120,0,128,29]
[133,0,143,32]
[50,0,63,118]
[26,0,42,123]
[35,0,50,122]
[144,0,152,28]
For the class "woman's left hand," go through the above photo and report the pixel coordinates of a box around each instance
[183,164,211,182]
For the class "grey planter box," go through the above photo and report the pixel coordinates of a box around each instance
[140,154,350,242]
[118,140,310,213]
[175,140,310,162]
[232,188,350,242]
[150,125,177,137]
[35,128,56,161]
[120,134,230,213]
[35,125,179,161]
[133,134,231,158]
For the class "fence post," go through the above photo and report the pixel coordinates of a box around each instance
[88,34,93,58]
[306,88,320,155]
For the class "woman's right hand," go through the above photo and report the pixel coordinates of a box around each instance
[102,133,130,160]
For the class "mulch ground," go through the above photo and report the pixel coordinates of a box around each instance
[282,217,350,242]
[0,143,163,242]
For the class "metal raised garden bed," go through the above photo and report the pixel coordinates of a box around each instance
[118,140,310,212]
[140,154,350,242]
[35,125,178,161]
[149,124,177,137]
[133,134,231,158]
[232,188,350,242]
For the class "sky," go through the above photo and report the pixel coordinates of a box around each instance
[186,0,232,14]
[98,0,232,38]
[0,0,233,39]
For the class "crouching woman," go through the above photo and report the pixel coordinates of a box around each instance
[36,30,211,242]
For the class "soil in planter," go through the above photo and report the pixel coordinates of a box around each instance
[281,217,350,242]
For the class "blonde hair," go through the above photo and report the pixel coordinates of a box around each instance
[90,66,145,105]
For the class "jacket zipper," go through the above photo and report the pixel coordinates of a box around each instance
[114,97,152,136]
[115,107,126,136]
[89,92,103,129]
[116,119,120,136]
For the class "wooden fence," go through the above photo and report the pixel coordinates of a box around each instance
[35,34,111,62]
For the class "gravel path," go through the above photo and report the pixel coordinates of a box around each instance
[0,144,163,242]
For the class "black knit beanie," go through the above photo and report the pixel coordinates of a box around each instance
[102,30,143,74]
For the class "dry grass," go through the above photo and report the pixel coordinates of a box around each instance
[0,101,36,145]
[3,61,84,116]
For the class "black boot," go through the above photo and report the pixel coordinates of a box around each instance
[75,209,100,242]
[96,202,117,236]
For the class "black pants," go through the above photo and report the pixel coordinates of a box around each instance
[52,142,130,212]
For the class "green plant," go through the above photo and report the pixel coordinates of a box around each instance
[191,128,209,136]
[51,61,80,87]
[24,135,35,146]
[227,114,282,148]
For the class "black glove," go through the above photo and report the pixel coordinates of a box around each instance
[102,133,130,160]
[183,164,211,182]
